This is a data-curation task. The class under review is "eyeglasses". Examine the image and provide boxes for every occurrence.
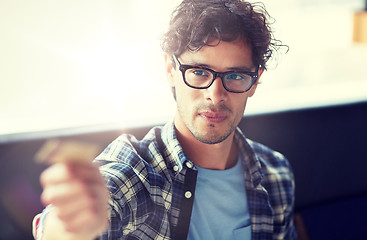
[173,55,259,93]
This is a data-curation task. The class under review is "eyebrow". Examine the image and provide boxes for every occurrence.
[185,61,254,72]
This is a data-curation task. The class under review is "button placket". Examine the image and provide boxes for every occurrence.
[175,166,198,240]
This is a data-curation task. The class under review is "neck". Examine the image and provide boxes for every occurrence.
[175,124,238,171]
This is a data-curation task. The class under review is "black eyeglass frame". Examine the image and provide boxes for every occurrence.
[173,55,260,93]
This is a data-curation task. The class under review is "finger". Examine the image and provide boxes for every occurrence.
[41,179,86,206]
[40,162,103,187]
[40,163,74,187]
[62,207,108,235]
[53,191,109,235]
[66,162,105,184]
[54,184,109,220]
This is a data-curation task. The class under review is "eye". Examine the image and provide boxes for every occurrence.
[226,73,244,80]
[192,69,208,77]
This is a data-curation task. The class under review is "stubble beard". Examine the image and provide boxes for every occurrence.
[177,101,238,145]
[190,123,236,144]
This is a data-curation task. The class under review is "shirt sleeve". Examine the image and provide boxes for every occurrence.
[97,196,127,239]
[283,174,297,240]
[32,205,53,240]
[96,165,130,239]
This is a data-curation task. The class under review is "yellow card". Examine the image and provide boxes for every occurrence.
[35,139,101,164]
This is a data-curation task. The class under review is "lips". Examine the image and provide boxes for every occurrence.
[199,111,228,123]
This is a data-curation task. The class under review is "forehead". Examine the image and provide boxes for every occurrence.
[180,38,254,70]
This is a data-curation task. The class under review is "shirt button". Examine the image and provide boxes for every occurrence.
[185,161,193,169]
[173,165,179,172]
[185,191,192,199]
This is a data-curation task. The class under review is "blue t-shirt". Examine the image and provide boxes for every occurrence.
[187,157,252,240]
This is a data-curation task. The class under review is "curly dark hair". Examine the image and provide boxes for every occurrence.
[161,0,286,70]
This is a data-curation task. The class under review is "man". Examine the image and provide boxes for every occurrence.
[34,0,296,239]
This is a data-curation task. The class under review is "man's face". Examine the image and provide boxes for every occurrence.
[167,39,259,144]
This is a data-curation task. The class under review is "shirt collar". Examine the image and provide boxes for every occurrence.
[161,120,188,174]
[234,127,263,187]
[161,121,263,185]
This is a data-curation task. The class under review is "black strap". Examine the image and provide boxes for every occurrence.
[175,167,197,240]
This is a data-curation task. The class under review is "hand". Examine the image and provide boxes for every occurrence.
[40,162,109,240]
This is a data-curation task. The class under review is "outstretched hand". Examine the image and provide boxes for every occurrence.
[40,162,109,240]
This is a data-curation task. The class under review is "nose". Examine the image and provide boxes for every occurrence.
[204,77,227,105]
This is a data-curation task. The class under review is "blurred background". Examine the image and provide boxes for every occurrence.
[1,0,367,239]
[1,0,366,136]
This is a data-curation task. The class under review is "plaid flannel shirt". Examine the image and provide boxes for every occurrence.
[33,121,296,239]
[94,121,296,239]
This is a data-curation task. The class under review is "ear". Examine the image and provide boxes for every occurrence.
[248,68,264,97]
[164,54,175,87]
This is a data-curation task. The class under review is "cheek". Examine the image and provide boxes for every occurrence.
[233,96,249,116]
[235,94,248,106]
[175,78,199,102]
[175,81,191,107]
[242,97,249,109]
